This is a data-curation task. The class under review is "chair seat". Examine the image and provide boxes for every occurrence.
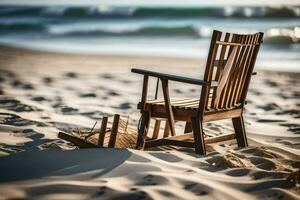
[146,98,200,110]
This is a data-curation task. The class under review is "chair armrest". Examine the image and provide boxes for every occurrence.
[131,68,217,86]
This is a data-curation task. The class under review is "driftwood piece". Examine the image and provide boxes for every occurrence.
[58,131,98,148]
[58,115,137,149]
[98,116,108,147]
[108,114,120,148]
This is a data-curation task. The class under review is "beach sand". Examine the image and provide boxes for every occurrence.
[0,46,299,200]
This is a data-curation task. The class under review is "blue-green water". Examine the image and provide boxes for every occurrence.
[0,5,299,71]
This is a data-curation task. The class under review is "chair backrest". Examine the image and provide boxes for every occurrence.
[199,30,264,114]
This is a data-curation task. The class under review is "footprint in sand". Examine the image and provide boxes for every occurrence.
[94,186,107,196]
[251,170,289,180]
[225,168,251,177]
[276,109,300,118]
[11,80,34,90]
[79,92,97,98]
[31,96,48,102]
[137,174,168,186]
[258,103,281,111]
[183,182,209,196]
[107,91,121,96]
[249,157,276,170]
[264,80,279,87]
[42,76,53,85]
[3,129,53,153]
[64,72,78,78]
[0,69,15,79]
[121,79,132,84]
[80,111,110,120]
[0,113,45,127]
[241,147,282,159]
[126,189,152,200]
[58,106,79,115]
[112,102,132,110]
[257,188,299,200]
[0,97,36,112]
[280,123,300,134]
[100,73,115,80]
[173,89,183,94]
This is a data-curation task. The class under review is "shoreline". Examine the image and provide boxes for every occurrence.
[1,44,299,75]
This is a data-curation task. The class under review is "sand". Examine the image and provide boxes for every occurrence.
[0,46,299,200]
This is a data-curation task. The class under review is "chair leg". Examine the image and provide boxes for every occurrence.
[136,111,150,150]
[191,117,206,155]
[184,122,192,133]
[232,115,248,147]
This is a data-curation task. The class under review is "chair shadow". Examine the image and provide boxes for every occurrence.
[0,148,131,183]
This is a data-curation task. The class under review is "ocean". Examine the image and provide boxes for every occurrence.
[0,3,299,72]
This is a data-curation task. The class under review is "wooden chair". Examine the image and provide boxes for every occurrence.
[131,30,264,155]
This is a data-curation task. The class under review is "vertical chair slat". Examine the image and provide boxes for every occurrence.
[98,116,108,147]
[217,34,237,109]
[108,114,120,148]
[136,75,150,149]
[223,34,244,108]
[224,41,243,108]
[152,119,161,139]
[199,31,221,112]
[163,121,170,138]
[161,79,176,136]
[237,34,259,103]
[233,35,252,105]
[227,35,248,107]
[240,33,264,104]
[230,35,250,106]
[141,75,149,112]
[211,33,230,109]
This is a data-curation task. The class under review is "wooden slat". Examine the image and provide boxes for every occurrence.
[232,115,247,147]
[108,114,120,148]
[223,35,243,109]
[216,41,261,46]
[236,35,256,103]
[211,33,230,109]
[140,75,149,112]
[192,117,206,155]
[198,30,222,114]
[145,138,195,148]
[216,35,232,109]
[145,132,235,149]
[237,34,259,102]
[131,68,208,86]
[152,119,161,139]
[161,79,176,136]
[58,132,98,148]
[240,33,264,103]
[226,35,248,108]
[163,121,170,138]
[232,35,252,105]
[184,122,193,133]
[205,133,235,144]
[155,78,159,99]
[98,116,108,147]
[234,36,254,104]
[203,108,242,122]
[136,111,151,149]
